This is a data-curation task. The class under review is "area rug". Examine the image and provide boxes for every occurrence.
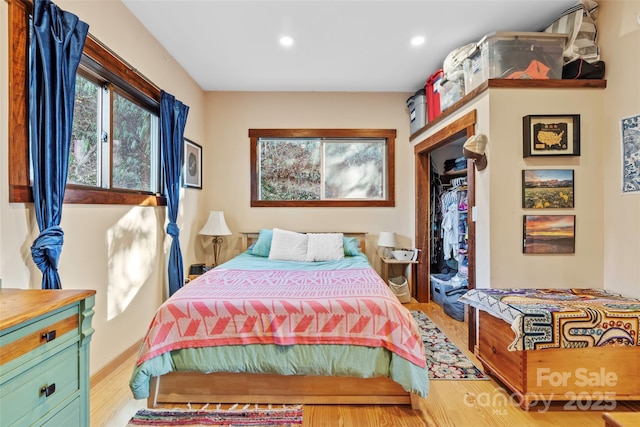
[411,310,488,380]
[127,403,303,427]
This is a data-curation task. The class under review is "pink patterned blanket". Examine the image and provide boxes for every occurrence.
[136,267,426,368]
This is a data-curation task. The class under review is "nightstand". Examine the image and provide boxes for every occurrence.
[380,258,418,299]
[186,264,214,283]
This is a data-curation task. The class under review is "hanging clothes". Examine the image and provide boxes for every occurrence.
[441,202,459,260]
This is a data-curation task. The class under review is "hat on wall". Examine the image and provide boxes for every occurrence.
[463,134,488,171]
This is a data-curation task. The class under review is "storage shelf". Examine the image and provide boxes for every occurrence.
[409,79,607,142]
[442,168,467,176]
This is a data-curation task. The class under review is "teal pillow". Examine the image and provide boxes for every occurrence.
[251,229,273,257]
[343,237,361,256]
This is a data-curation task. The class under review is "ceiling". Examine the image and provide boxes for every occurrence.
[122,0,575,93]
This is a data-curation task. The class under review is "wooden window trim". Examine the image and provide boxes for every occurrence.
[7,0,165,206]
[249,128,395,207]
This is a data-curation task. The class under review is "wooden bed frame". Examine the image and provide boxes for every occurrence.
[147,231,424,411]
[478,310,640,410]
[148,372,422,409]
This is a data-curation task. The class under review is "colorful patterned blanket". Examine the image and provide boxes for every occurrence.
[460,288,640,351]
[136,267,426,368]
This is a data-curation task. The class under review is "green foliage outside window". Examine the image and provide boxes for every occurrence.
[69,75,99,186]
[113,92,153,191]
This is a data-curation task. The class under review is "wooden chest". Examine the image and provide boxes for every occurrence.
[0,289,96,426]
[477,310,640,410]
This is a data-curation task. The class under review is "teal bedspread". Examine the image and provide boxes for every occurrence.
[130,343,428,399]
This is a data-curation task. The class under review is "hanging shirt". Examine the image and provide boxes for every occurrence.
[441,203,459,260]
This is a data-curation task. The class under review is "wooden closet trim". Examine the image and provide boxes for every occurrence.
[414,110,477,154]
[414,109,477,352]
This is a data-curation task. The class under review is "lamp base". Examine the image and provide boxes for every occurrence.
[212,236,225,266]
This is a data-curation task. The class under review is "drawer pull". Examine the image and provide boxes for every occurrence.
[41,330,57,342]
[492,346,497,354]
[40,383,56,398]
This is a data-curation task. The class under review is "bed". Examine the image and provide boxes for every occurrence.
[460,288,640,409]
[129,230,429,410]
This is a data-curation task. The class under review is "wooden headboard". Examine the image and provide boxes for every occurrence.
[239,231,367,253]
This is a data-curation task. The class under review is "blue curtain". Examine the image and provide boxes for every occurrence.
[160,91,189,296]
[29,0,88,289]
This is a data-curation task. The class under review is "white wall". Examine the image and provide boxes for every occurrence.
[203,91,417,270]
[487,87,605,289]
[0,0,207,374]
[599,0,640,298]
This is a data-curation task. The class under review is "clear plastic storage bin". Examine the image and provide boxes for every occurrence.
[438,76,465,112]
[463,32,567,94]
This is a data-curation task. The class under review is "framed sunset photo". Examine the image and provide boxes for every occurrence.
[523,215,575,254]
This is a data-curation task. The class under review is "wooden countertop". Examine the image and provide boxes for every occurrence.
[0,289,96,331]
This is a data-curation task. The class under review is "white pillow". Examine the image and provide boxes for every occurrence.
[268,228,308,262]
[306,233,345,262]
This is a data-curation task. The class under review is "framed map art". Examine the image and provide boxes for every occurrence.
[523,114,580,157]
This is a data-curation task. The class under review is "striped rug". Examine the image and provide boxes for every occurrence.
[127,404,303,426]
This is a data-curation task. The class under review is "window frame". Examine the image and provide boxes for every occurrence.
[7,0,165,206]
[249,128,396,207]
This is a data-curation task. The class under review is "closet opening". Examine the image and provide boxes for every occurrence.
[414,109,477,351]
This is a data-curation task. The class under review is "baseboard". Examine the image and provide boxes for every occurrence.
[90,339,142,388]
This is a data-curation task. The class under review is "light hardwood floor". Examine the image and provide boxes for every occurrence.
[90,302,639,426]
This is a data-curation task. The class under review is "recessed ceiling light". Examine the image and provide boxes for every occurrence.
[410,36,425,46]
[279,36,294,47]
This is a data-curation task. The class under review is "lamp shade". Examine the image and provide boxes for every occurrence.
[199,211,232,236]
[377,231,396,248]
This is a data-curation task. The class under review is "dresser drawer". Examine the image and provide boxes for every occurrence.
[39,397,81,426]
[0,343,79,426]
[0,306,78,368]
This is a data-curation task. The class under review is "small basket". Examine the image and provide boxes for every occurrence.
[388,276,411,303]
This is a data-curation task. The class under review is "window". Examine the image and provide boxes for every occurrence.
[70,72,160,192]
[8,0,164,205]
[250,129,395,207]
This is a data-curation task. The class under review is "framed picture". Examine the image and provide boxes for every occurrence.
[183,138,202,189]
[523,114,580,157]
[522,169,574,209]
[523,215,575,254]
[621,114,640,194]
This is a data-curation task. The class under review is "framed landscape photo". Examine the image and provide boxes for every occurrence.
[183,138,202,189]
[522,169,574,209]
[523,114,580,157]
[523,215,575,254]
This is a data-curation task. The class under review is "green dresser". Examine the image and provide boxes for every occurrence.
[0,289,96,426]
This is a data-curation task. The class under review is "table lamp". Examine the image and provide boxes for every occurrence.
[377,231,396,260]
[199,211,232,266]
